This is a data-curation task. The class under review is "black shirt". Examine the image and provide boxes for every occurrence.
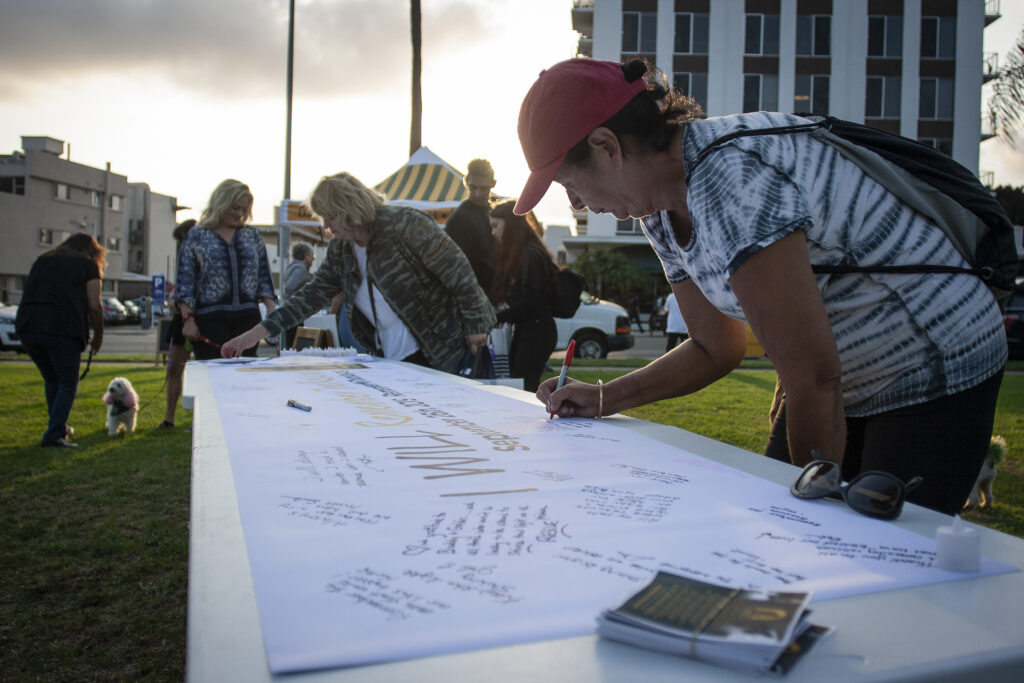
[15,252,100,350]
[444,201,495,293]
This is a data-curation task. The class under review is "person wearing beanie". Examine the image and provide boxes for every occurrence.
[520,58,1006,516]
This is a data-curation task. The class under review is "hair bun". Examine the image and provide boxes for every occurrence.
[622,59,648,83]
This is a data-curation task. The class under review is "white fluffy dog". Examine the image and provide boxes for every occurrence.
[103,377,139,436]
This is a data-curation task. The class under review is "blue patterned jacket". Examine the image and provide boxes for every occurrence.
[175,225,277,319]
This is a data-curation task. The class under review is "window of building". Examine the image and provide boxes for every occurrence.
[919,77,954,119]
[91,191,101,207]
[674,12,709,54]
[55,183,69,200]
[0,176,25,195]
[623,11,657,53]
[110,194,123,211]
[743,74,779,113]
[102,280,115,294]
[868,15,903,57]
[796,15,831,57]
[744,14,780,56]
[865,76,901,118]
[38,228,54,245]
[794,74,830,115]
[107,236,121,252]
[616,218,643,235]
[919,137,953,156]
[921,16,956,59]
[673,72,708,112]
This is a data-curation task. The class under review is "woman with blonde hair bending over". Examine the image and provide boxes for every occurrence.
[222,172,495,373]
[489,200,558,392]
[175,179,277,359]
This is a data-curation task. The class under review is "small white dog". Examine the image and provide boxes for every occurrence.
[103,377,139,436]
[964,435,1007,511]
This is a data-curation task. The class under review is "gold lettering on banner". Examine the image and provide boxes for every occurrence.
[440,488,539,497]
[395,456,504,480]
[378,429,537,497]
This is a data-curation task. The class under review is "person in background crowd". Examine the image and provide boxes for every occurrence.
[663,291,688,352]
[489,200,558,392]
[329,292,366,352]
[175,179,277,359]
[15,233,106,447]
[282,242,316,349]
[627,293,644,333]
[221,172,495,373]
[522,58,1006,515]
[445,158,497,292]
[155,219,197,429]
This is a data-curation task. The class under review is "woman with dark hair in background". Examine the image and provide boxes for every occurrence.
[15,233,106,447]
[156,218,196,429]
[175,179,277,359]
[489,200,558,392]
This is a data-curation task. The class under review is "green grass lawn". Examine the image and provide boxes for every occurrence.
[0,358,1021,679]
[0,361,191,681]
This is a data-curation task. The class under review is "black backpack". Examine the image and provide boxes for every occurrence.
[693,115,1019,299]
[550,266,586,318]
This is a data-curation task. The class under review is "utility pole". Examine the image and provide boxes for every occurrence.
[410,0,422,157]
[279,0,296,296]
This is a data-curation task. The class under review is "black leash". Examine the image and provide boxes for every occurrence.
[79,348,95,380]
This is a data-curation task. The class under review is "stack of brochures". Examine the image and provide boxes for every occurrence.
[596,571,831,675]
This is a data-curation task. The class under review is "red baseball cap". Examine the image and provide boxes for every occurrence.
[514,59,646,215]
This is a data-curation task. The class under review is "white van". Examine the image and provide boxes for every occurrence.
[555,292,634,359]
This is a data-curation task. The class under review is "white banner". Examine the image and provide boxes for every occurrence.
[203,356,1017,674]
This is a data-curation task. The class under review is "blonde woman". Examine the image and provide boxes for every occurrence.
[222,172,495,373]
[175,179,276,359]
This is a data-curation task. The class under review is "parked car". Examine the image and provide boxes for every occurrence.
[555,291,634,359]
[0,304,21,351]
[121,298,142,324]
[1004,284,1024,361]
[102,296,128,324]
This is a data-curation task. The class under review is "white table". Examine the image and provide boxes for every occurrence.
[183,360,1024,682]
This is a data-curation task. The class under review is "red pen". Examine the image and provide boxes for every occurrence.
[549,339,576,419]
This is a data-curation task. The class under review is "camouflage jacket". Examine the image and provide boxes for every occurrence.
[262,205,495,373]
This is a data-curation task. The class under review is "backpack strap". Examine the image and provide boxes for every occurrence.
[691,115,1015,294]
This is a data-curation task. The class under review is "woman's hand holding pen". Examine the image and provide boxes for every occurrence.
[221,324,270,358]
[538,376,603,419]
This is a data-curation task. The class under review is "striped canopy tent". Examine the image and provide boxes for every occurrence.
[375,147,467,226]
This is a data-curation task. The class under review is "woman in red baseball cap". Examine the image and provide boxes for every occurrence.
[522,58,1006,516]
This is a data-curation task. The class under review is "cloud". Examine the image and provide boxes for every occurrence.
[0,0,491,101]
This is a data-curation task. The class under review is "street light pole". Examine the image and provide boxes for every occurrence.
[279,0,296,297]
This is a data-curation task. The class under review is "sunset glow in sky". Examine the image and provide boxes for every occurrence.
[1,0,1021,229]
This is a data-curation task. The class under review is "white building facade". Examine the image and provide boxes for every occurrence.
[0,136,185,304]
[569,0,1003,261]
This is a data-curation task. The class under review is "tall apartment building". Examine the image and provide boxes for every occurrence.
[0,136,183,304]
[568,0,1003,265]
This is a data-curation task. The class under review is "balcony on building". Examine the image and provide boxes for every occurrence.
[984,0,1001,26]
[983,51,999,84]
[572,0,594,37]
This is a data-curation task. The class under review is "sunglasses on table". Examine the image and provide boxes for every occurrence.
[790,450,924,520]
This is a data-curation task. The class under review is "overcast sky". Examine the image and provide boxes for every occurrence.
[1,0,1022,229]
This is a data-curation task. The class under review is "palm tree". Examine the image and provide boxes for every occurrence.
[409,0,423,156]
[988,27,1024,140]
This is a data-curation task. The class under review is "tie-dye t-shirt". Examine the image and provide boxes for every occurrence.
[641,112,1006,417]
